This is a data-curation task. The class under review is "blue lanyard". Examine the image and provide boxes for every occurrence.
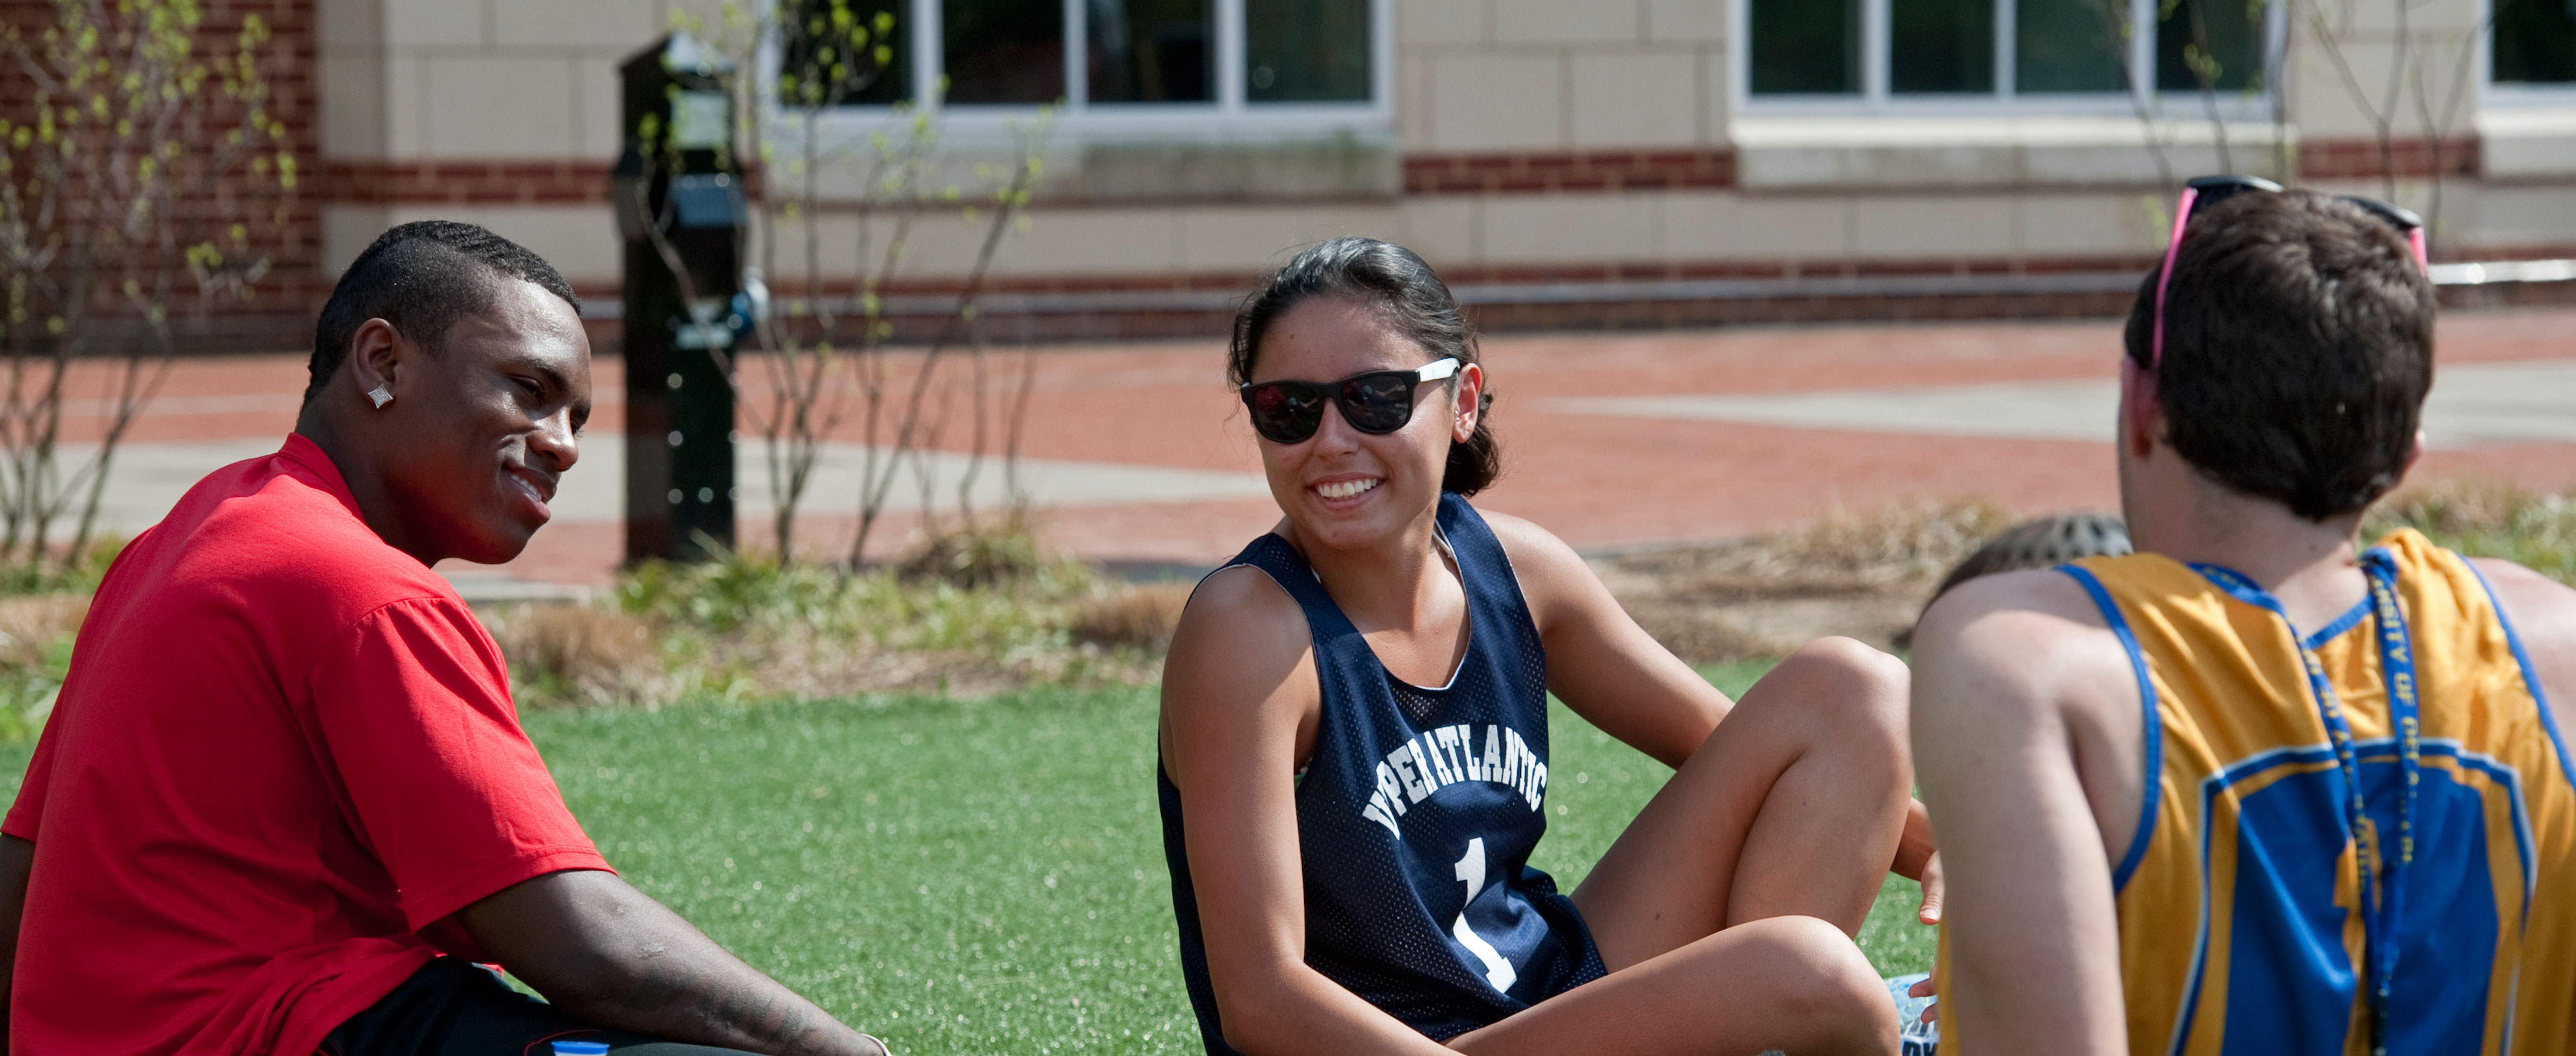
[2193,550,2421,1055]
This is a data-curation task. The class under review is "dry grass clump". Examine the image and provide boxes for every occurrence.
[0,593,87,736]
[1600,499,2015,602]
[486,603,667,707]
[1594,498,2017,663]
[2368,480,2576,585]
[1069,582,1194,651]
[0,594,87,672]
[498,519,1168,708]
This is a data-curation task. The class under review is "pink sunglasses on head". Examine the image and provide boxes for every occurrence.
[2149,175,2431,370]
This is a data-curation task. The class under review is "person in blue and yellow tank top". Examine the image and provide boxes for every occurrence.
[1913,181,2576,1055]
[1158,238,1942,1055]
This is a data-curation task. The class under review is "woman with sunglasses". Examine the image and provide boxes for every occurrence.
[1156,238,1935,1056]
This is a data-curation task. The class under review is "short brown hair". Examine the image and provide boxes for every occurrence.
[2121,189,2436,520]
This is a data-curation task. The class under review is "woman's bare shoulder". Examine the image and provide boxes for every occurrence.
[1471,506,1612,623]
[1163,563,1316,710]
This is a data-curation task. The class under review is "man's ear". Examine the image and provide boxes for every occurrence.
[2400,428,2426,478]
[344,318,408,405]
[2118,356,2162,459]
[1452,363,1483,444]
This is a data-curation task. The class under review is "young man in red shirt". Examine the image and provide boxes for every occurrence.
[0,221,887,1055]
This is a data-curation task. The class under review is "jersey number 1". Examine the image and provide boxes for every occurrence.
[1452,838,1518,993]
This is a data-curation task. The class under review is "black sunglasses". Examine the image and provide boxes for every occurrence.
[1239,357,1462,445]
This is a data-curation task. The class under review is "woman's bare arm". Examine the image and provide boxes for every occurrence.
[1477,513,1731,769]
[1159,567,1458,1056]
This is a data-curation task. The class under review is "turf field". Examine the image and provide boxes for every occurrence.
[0,659,1937,1053]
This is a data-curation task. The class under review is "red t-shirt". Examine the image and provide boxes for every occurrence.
[2,434,609,1055]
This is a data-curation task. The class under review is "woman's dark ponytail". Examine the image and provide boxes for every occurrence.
[1227,238,1502,496]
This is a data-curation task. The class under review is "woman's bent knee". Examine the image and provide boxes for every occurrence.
[1730,916,1899,1051]
[1767,636,1910,741]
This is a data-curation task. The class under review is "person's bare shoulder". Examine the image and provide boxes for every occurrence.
[2466,558,2576,730]
[1913,567,2123,701]
[1472,508,1603,623]
[1160,564,1318,736]
[1913,565,2151,858]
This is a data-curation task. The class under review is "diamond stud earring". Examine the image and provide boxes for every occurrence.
[368,385,394,409]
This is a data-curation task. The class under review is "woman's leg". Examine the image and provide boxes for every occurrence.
[1447,916,1897,1055]
[1570,636,1913,969]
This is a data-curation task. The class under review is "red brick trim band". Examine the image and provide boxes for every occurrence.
[324,160,616,205]
[1403,150,1738,195]
[2298,137,2481,181]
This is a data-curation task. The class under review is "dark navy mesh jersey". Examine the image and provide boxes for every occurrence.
[1157,493,1606,1053]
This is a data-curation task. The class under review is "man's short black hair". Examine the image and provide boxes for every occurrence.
[2121,188,2436,521]
[304,220,582,407]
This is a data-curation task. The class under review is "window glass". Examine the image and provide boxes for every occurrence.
[2494,0,2576,84]
[1751,0,1861,94]
[1244,0,1370,102]
[943,0,1065,104]
[778,0,909,106]
[1891,0,1995,92]
[2154,0,2263,93]
[2015,0,2127,91]
[1089,0,1213,102]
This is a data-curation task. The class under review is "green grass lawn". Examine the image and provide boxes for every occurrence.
[0,660,1935,1053]
[516,658,1933,1053]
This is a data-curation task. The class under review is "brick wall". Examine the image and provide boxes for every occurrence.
[0,0,324,349]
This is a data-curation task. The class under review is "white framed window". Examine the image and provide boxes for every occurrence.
[766,0,1393,139]
[2483,0,2576,104]
[1734,0,2283,115]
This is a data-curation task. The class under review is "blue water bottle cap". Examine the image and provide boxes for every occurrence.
[552,1042,612,1055]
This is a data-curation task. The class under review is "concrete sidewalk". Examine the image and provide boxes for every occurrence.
[44,307,2576,589]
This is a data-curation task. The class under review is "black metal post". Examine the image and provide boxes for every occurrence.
[615,34,742,563]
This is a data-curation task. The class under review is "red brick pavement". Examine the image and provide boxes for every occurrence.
[65,308,2576,585]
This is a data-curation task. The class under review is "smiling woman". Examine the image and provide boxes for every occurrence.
[1154,238,1938,1056]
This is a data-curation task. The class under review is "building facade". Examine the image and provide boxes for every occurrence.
[289,0,2576,337]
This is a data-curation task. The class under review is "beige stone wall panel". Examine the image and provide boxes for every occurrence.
[1850,194,2019,258]
[2482,108,2576,179]
[2296,0,2483,39]
[1491,0,1640,43]
[970,208,1187,276]
[320,49,394,159]
[318,0,384,49]
[1734,117,2277,189]
[1478,194,1665,262]
[2285,38,2478,141]
[2417,182,2576,251]
[1175,205,1415,272]
[323,205,399,275]
[1645,0,1726,41]
[386,0,487,47]
[1401,0,1493,45]
[1660,192,1850,260]
[2016,192,2168,258]
[386,56,430,158]
[496,0,662,47]
[394,204,623,280]
[1398,197,1486,265]
[1571,51,1702,147]
[425,56,583,157]
[1427,52,1570,150]
[578,55,627,160]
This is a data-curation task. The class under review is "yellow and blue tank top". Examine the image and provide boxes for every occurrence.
[2003,530,2576,1055]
